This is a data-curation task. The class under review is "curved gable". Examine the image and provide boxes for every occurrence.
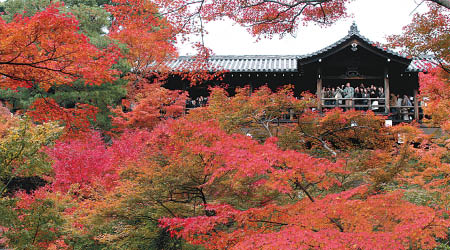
[298,23,412,66]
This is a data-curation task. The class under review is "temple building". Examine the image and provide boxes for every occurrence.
[164,23,435,121]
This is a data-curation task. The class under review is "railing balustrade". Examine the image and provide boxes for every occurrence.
[184,97,424,122]
[322,97,386,111]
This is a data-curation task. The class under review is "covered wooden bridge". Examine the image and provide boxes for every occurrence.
[164,23,434,122]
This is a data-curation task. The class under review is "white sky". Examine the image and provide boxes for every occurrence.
[176,0,429,56]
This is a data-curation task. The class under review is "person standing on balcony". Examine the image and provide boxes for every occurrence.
[390,93,398,114]
[354,87,362,110]
[343,82,354,110]
[335,86,343,106]
[330,87,336,105]
[362,88,370,110]
[401,94,412,120]
[378,87,385,112]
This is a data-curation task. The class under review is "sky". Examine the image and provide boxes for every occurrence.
[176,0,429,56]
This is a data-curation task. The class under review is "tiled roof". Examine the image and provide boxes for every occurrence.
[165,55,299,72]
[167,24,436,73]
[166,55,433,73]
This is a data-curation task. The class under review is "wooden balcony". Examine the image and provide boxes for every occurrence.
[320,97,423,122]
[184,97,423,124]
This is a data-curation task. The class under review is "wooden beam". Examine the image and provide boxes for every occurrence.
[414,89,419,120]
[323,75,384,80]
[317,65,323,112]
[317,78,323,112]
[384,66,390,114]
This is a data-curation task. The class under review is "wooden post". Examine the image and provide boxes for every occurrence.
[317,78,323,112]
[414,89,419,120]
[384,66,390,114]
[317,65,322,112]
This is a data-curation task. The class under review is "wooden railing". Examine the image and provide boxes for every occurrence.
[321,97,424,121]
[322,97,386,111]
[184,97,424,122]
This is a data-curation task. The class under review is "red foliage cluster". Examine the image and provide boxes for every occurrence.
[419,68,450,131]
[26,98,98,138]
[111,82,187,132]
[0,3,118,91]
[154,0,351,38]
[151,119,449,250]
[173,43,226,85]
[106,0,178,74]
[1,1,450,249]
[47,133,118,193]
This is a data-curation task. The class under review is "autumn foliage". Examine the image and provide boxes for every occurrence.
[419,68,450,131]
[388,3,450,72]
[111,82,187,132]
[26,98,99,137]
[154,0,352,37]
[106,0,177,74]
[0,3,118,91]
[155,120,449,250]
[0,0,450,249]
[47,132,118,194]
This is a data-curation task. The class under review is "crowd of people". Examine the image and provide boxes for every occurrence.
[321,82,416,120]
[185,83,418,120]
[186,96,208,109]
[322,83,385,109]
[389,93,415,120]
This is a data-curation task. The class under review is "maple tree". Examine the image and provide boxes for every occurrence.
[418,68,450,131]
[154,0,350,38]
[0,187,69,250]
[105,0,178,75]
[0,0,127,133]
[0,3,120,137]
[47,113,446,249]
[0,0,112,47]
[59,129,195,249]
[388,3,450,72]
[0,3,118,91]
[110,82,187,133]
[26,98,99,138]
[151,0,450,41]
[0,0,449,249]
[0,107,65,249]
[153,119,448,250]
[46,132,119,194]
[62,118,342,248]
[189,85,315,138]
[104,0,194,134]
[0,108,62,197]
[280,108,393,157]
[63,115,447,250]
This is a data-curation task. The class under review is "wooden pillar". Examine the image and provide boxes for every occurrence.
[384,66,390,114]
[414,89,419,120]
[317,65,322,112]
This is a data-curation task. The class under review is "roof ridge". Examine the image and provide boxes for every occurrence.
[296,23,411,61]
[177,55,300,58]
